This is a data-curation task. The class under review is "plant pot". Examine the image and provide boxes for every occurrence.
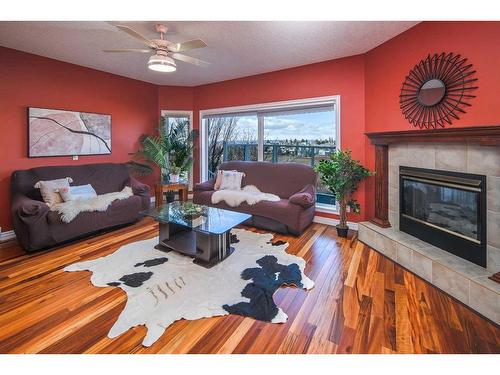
[169,174,180,183]
[165,191,176,203]
[183,213,202,220]
[336,224,349,238]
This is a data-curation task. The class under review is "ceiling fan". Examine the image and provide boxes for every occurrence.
[103,24,209,73]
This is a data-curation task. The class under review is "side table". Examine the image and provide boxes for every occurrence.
[155,182,189,207]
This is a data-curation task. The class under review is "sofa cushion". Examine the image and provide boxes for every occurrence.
[193,190,214,205]
[47,195,143,243]
[194,180,216,192]
[246,199,303,230]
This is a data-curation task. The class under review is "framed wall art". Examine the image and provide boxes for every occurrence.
[28,107,112,157]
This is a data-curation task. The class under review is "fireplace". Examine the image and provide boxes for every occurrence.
[399,166,487,267]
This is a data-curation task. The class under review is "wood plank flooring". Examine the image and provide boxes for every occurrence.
[0,218,499,354]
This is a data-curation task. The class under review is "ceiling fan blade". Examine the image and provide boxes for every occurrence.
[103,48,152,53]
[171,53,210,67]
[168,39,207,52]
[115,25,157,48]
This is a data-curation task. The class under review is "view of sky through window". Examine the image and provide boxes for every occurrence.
[232,110,335,145]
[264,110,335,144]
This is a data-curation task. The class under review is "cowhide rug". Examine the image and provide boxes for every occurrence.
[64,228,314,347]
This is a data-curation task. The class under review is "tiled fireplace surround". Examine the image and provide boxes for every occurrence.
[359,132,500,324]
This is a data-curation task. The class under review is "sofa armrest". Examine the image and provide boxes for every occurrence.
[194,179,215,192]
[129,177,151,210]
[289,184,316,208]
[130,177,150,197]
[11,193,50,225]
[11,194,53,252]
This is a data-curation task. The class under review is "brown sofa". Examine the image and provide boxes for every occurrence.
[193,161,317,235]
[11,163,150,252]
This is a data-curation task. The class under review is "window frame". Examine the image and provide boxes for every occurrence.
[199,95,341,212]
[160,110,194,190]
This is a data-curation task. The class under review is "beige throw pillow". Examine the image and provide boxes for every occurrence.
[34,177,73,207]
[214,169,239,190]
[214,170,242,190]
[214,170,224,190]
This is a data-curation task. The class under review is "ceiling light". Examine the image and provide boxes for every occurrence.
[148,54,176,72]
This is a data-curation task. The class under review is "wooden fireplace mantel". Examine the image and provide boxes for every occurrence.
[366,125,500,146]
[365,125,500,228]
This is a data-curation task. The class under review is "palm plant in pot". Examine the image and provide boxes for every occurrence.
[315,149,373,238]
[128,117,196,188]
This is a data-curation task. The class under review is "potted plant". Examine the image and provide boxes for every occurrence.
[168,165,181,183]
[315,149,373,238]
[128,117,197,185]
[180,202,205,219]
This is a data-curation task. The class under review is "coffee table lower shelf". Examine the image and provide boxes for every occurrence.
[154,222,234,268]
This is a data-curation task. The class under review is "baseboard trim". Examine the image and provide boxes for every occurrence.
[313,215,358,230]
[0,229,16,242]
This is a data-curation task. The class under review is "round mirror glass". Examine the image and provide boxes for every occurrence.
[418,79,446,106]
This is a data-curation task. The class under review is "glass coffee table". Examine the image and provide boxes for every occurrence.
[141,202,251,268]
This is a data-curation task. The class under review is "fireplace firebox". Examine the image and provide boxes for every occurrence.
[399,166,486,267]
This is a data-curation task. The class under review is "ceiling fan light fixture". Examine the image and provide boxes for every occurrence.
[106,24,208,72]
[147,54,176,72]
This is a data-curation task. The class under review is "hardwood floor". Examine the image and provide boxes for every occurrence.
[0,218,499,354]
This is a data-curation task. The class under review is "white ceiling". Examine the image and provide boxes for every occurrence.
[0,21,418,86]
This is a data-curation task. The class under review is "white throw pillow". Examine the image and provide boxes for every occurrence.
[219,171,245,191]
[58,184,98,202]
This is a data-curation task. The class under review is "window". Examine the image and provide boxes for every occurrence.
[205,114,258,179]
[200,96,340,208]
[161,110,194,189]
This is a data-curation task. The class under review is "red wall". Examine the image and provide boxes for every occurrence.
[158,86,194,111]
[364,21,500,219]
[0,47,159,231]
[192,55,367,222]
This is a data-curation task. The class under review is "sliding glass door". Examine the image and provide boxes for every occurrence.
[201,97,339,207]
[262,107,337,205]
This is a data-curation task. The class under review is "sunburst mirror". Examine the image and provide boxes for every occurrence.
[399,52,478,129]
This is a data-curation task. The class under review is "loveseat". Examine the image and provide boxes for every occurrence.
[11,163,150,252]
[193,161,317,235]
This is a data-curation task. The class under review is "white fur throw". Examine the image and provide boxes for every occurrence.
[52,186,134,223]
[211,185,280,207]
